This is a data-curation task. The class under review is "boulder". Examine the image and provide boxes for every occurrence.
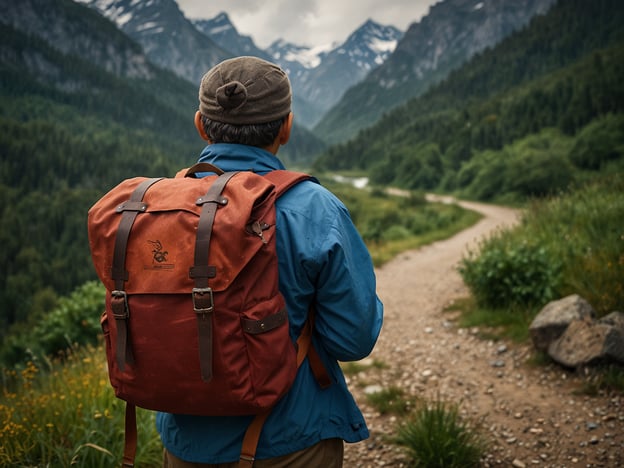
[547,316,624,367]
[599,311,624,331]
[529,294,596,351]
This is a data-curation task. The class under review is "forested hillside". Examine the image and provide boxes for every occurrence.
[314,0,624,200]
[0,0,327,337]
[0,23,199,334]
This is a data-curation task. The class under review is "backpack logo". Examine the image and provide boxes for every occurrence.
[146,240,173,270]
[148,240,168,263]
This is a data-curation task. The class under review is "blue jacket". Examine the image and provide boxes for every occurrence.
[156,143,383,463]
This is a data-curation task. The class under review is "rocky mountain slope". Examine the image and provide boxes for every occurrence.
[75,0,231,83]
[316,0,557,143]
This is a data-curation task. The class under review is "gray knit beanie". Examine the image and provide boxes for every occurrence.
[198,56,291,125]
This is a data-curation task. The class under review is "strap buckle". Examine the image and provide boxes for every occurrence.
[192,287,214,314]
[239,454,255,467]
[111,290,130,319]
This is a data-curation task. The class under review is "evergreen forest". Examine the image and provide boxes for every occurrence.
[314,0,624,201]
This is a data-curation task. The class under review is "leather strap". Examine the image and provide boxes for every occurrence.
[241,307,287,334]
[238,313,314,468]
[184,162,225,178]
[110,178,162,371]
[121,403,137,467]
[236,173,330,467]
[190,171,237,382]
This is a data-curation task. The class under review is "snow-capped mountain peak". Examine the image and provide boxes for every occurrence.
[192,12,271,61]
[269,40,337,70]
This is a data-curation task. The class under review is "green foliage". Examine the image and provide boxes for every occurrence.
[579,365,624,395]
[322,179,481,265]
[569,113,624,170]
[459,237,562,309]
[459,173,624,322]
[0,282,105,369]
[451,297,533,343]
[0,345,161,467]
[526,174,624,315]
[366,386,413,416]
[395,398,488,468]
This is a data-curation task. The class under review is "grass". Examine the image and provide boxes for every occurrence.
[368,205,481,266]
[0,344,162,467]
[446,296,533,342]
[320,176,483,267]
[457,173,624,341]
[340,359,387,375]
[394,397,488,468]
[576,365,624,396]
[366,386,414,416]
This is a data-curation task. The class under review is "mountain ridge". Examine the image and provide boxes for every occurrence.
[315,0,557,144]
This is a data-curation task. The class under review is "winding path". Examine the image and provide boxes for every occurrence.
[343,198,624,467]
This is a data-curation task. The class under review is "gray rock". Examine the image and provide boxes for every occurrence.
[547,317,624,367]
[598,311,624,332]
[529,295,596,351]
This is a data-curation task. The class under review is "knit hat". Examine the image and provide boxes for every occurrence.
[198,56,291,125]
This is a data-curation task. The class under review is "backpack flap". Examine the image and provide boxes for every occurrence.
[88,172,277,295]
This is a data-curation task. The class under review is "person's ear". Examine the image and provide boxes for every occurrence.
[279,112,294,145]
[194,111,211,141]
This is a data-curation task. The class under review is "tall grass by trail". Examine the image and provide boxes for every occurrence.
[0,344,161,467]
[459,173,624,338]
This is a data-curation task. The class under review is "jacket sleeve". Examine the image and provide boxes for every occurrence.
[311,195,383,362]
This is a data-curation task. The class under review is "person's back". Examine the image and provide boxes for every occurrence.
[157,56,383,467]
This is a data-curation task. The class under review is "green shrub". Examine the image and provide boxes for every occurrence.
[569,113,624,170]
[459,236,561,309]
[382,225,412,242]
[395,398,487,468]
[1,281,105,369]
[459,173,623,325]
[527,174,624,315]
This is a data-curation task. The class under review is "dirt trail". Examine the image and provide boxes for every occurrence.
[343,198,624,467]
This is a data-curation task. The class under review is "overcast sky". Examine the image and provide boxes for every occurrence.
[175,0,439,48]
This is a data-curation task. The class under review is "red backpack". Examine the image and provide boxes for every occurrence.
[88,163,329,467]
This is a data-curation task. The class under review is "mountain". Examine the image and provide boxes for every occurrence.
[75,0,325,164]
[75,0,232,84]
[1,0,152,80]
[192,12,272,61]
[316,0,557,144]
[314,0,624,198]
[192,13,403,128]
[73,1,403,129]
[0,0,199,142]
[286,19,403,128]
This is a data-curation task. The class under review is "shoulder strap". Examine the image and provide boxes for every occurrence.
[237,172,331,468]
[262,170,315,198]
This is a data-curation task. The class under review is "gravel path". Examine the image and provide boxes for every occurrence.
[343,198,624,467]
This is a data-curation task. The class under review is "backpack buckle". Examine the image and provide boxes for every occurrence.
[111,290,130,319]
[192,287,214,314]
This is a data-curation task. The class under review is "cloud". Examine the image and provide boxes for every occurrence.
[176,0,435,48]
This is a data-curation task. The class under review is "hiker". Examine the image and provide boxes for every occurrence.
[156,56,384,467]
